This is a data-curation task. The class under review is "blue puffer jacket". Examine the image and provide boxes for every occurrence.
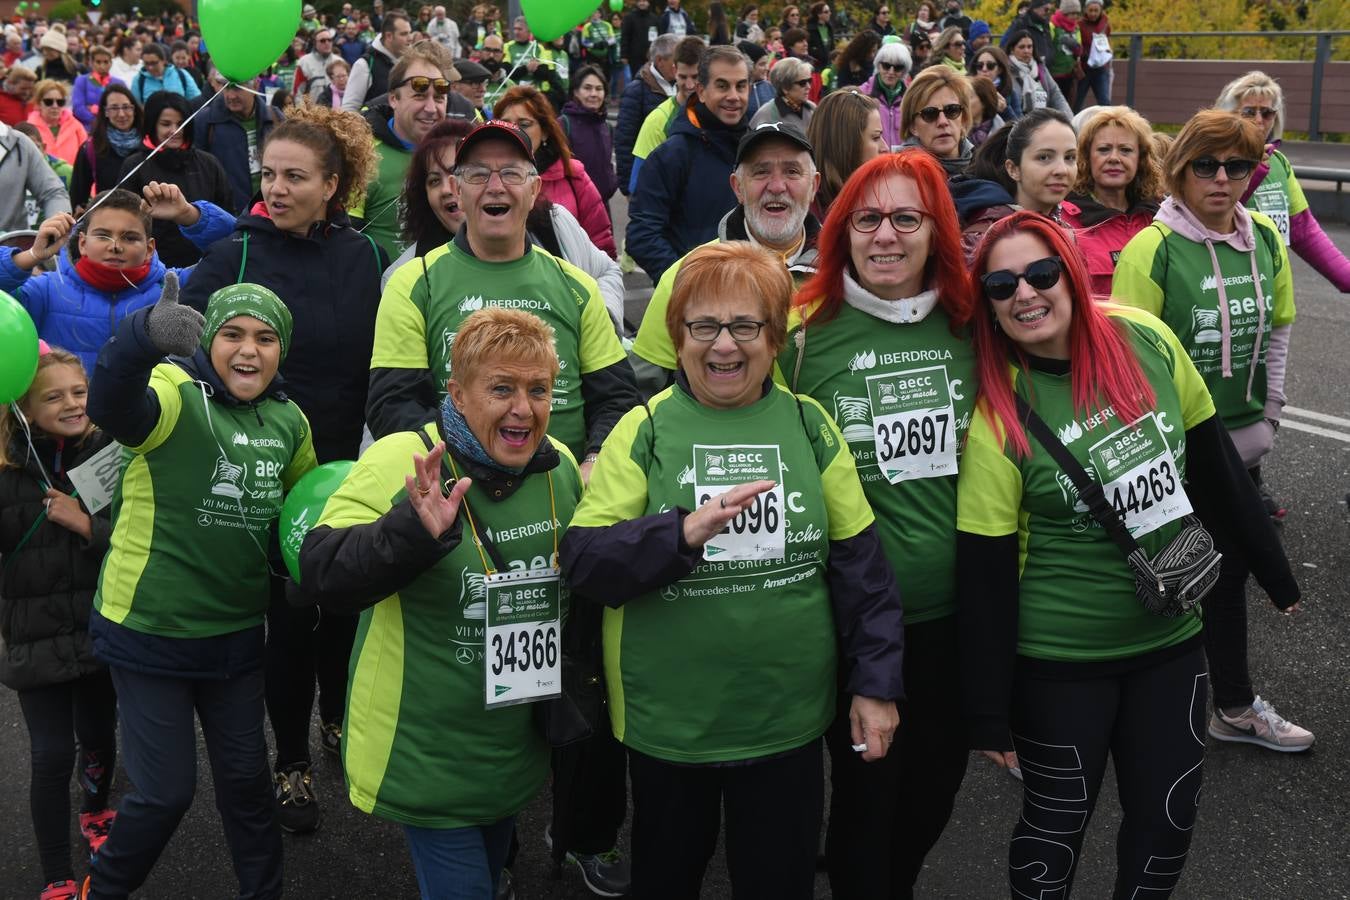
[625,100,745,284]
[0,200,234,373]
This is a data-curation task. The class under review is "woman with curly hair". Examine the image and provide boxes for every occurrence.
[180,102,390,835]
[1063,106,1164,296]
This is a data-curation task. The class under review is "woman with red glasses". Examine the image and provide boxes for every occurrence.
[781,150,975,898]
[960,210,1298,898]
[1114,109,1315,756]
[1216,71,1349,293]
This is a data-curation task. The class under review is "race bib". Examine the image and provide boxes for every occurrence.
[66,441,125,514]
[692,444,785,562]
[483,568,562,709]
[866,366,957,483]
[1087,413,1192,538]
[1253,183,1290,246]
[647,26,658,42]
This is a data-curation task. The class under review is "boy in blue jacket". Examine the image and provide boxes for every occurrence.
[0,184,234,373]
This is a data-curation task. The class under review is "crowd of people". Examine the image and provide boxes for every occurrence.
[0,3,1346,900]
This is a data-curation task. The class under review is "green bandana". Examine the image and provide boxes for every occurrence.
[201,283,294,363]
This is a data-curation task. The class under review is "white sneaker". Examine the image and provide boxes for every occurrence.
[1208,696,1315,753]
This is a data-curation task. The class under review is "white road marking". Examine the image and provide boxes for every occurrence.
[1284,406,1350,429]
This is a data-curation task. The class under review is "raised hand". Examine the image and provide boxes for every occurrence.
[142,181,199,226]
[681,480,776,549]
[28,213,76,263]
[144,271,206,356]
[406,441,472,538]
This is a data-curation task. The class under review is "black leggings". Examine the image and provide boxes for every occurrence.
[824,614,969,899]
[1008,642,1208,899]
[1197,467,1264,711]
[17,670,118,884]
[263,577,358,769]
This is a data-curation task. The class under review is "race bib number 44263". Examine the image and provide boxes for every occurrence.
[866,366,957,483]
[1087,413,1192,539]
[692,444,785,562]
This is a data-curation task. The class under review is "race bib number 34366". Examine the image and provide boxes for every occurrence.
[484,568,562,709]
[866,366,957,483]
[692,444,785,562]
[1087,413,1192,539]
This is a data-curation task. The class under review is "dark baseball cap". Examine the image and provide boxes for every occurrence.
[457,120,535,164]
[454,59,490,83]
[734,120,814,167]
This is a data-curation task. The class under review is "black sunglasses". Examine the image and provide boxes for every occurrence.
[917,103,964,123]
[981,256,1064,301]
[392,75,451,97]
[877,61,906,72]
[794,78,812,87]
[41,97,64,107]
[1189,156,1255,180]
[975,60,1000,71]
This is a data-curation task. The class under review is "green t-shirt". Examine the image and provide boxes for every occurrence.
[631,97,680,171]
[1246,149,1308,248]
[779,297,977,624]
[1111,211,1294,430]
[96,364,316,638]
[371,242,628,458]
[319,424,582,828]
[350,137,412,261]
[570,382,875,763]
[956,307,1214,662]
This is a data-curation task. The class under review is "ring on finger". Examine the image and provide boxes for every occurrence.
[719,496,726,509]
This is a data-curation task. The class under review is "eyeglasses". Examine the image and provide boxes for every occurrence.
[392,75,451,96]
[975,60,1000,71]
[1239,105,1278,120]
[480,47,503,55]
[848,207,930,234]
[794,78,812,87]
[877,61,906,73]
[41,97,64,107]
[981,256,1063,301]
[916,103,964,123]
[104,104,136,113]
[683,319,767,342]
[1189,156,1255,180]
[316,37,333,43]
[455,165,536,185]
[950,41,966,48]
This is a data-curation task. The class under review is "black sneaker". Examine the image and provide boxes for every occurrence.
[495,867,515,900]
[545,826,630,898]
[274,765,320,833]
[320,721,342,758]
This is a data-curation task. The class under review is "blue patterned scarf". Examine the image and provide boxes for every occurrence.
[440,395,526,475]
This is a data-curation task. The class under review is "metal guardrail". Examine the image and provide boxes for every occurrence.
[1115,30,1350,141]
[1295,166,1350,193]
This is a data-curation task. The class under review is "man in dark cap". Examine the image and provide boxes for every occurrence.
[451,58,490,120]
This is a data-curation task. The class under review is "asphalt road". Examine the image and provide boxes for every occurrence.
[2,217,1347,899]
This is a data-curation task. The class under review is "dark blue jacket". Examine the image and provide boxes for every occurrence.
[192,95,280,214]
[615,63,670,196]
[625,101,744,284]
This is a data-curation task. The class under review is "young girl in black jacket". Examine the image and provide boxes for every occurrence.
[0,346,118,900]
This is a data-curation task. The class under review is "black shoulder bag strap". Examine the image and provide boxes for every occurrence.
[1014,394,1142,562]
[414,427,508,570]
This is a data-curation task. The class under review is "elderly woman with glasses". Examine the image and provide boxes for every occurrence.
[562,240,902,898]
[1114,108,1315,757]
[749,56,817,130]
[1215,71,1349,292]
[861,40,912,151]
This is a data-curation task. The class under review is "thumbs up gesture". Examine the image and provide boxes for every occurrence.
[144,271,206,357]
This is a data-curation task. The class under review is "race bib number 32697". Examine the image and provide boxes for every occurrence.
[866,366,957,483]
[692,444,785,562]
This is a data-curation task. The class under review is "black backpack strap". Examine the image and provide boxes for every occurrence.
[1014,394,1142,560]
[414,426,508,571]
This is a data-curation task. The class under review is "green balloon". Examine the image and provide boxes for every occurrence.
[199,0,301,83]
[0,292,39,406]
[280,460,355,583]
[520,0,595,42]
[610,0,623,12]
[882,34,902,45]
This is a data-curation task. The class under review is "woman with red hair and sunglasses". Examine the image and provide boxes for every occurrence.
[780,150,974,898]
[957,211,1298,898]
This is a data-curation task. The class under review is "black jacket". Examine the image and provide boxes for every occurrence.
[620,7,661,66]
[69,139,135,211]
[117,145,234,267]
[0,429,114,690]
[180,211,389,464]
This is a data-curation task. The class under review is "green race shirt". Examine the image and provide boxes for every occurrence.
[1111,211,1294,430]
[319,425,582,828]
[779,297,977,624]
[1246,149,1308,247]
[96,364,316,638]
[350,137,412,261]
[956,307,1214,662]
[570,382,875,763]
[372,242,628,458]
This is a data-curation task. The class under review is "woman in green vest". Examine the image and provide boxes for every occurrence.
[561,241,903,899]
[1113,109,1314,754]
[300,307,584,900]
[960,210,1299,897]
[780,149,975,897]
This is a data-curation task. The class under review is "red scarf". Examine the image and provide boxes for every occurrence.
[90,72,111,88]
[144,133,191,151]
[75,255,154,292]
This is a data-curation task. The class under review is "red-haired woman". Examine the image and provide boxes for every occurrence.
[779,150,974,898]
[494,85,617,257]
[957,211,1299,897]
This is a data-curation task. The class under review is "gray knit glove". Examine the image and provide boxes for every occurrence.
[144,271,205,357]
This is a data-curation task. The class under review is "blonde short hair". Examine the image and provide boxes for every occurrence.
[33,78,69,103]
[900,66,973,140]
[450,307,560,386]
[1073,105,1164,204]
[1164,109,1264,198]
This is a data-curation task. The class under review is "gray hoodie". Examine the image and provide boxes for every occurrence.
[0,123,71,233]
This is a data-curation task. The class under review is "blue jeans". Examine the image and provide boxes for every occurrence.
[1075,65,1111,109]
[403,817,516,900]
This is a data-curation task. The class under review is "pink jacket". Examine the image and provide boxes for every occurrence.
[26,107,89,166]
[1062,195,1157,298]
[540,157,616,258]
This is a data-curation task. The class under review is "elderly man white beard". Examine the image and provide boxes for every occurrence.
[732,136,819,252]
[745,182,813,248]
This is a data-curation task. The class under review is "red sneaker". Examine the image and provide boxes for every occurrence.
[39,881,80,900]
[79,809,117,855]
